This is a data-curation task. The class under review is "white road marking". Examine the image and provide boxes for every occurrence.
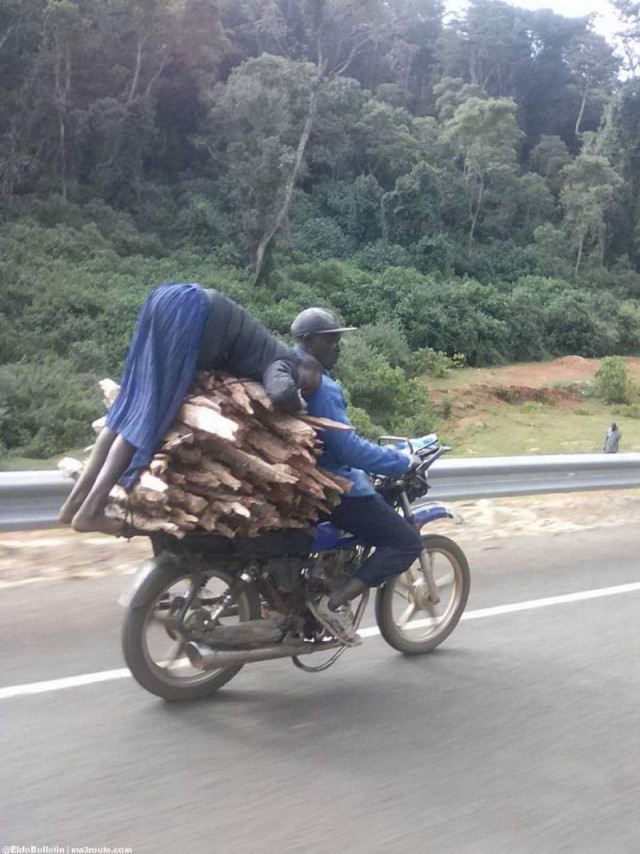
[0,667,132,699]
[360,580,640,637]
[3,580,640,701]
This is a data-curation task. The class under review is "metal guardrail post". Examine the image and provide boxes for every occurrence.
[1,454,639,532]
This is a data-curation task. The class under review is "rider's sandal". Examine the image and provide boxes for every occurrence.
[308,596,362,647]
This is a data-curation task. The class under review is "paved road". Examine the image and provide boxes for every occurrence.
[1,526,639,854]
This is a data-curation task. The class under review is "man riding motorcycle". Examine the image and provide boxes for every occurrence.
[291,307,423,646]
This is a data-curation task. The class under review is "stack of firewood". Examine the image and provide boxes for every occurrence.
[60,373,351,538]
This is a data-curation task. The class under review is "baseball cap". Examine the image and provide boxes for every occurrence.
[290,307,357,338]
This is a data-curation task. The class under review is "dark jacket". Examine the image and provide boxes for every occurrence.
[197,288,301,413]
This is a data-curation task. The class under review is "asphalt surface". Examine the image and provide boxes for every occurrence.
[1,525,640,854]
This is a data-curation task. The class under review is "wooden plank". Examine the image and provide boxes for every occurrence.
[296,415,354,432]
[180,403,239,442]
[200,458,244,490]
[185,394,222,413]
[241,381,273,409]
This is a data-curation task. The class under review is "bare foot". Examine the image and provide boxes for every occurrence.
[71,509,125,536]
[59,497,84,525]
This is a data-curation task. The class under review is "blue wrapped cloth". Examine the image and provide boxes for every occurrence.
[106,283,210,488]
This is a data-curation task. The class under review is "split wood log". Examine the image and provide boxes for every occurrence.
[298,415,354,432]
[184,395,222,413]
[179,403,239,441]
[99,379,120,408]
[59,457,84,481]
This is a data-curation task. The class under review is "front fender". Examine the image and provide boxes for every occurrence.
[412,500,463,528]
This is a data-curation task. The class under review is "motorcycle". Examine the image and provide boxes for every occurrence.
[118,434,470,700]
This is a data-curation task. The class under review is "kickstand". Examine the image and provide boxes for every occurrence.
[292,644,348,672]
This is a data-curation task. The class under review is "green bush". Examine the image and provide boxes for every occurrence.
[411,347,466,377]
[595,357,634,405]
[0,359,101,457]
[335,336,435,433]
[613,403,640,419]
[357,320,412,369]
[292,217,351,260]
[354,241,412,272]
[344,404,385,441]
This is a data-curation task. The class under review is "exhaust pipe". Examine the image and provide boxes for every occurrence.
[185,638,343,671]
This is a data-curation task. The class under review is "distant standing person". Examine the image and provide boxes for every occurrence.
[604,423,622,453]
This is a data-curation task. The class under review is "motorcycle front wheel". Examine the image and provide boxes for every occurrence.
[122,557,260,701]
[375,534,470,655]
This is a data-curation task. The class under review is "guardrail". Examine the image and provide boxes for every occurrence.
[1,453,639,533]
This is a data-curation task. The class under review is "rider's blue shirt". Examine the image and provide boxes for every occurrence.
[297,349,410,497]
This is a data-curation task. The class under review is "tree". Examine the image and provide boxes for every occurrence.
[441,0,533,96]
[206,53,319,273]
[433,76,483,121]
[382,162,443,246]
[444,95,523,245]
[598,80,640,264]
[0,0,45,194]
[214,0,403,281]
[530,134,572,194]
[517,9,593,150]
[42,1,84,199]
[306,76,367,180]
[352,97,419,186]
[559,154,623,274]
[565,31,619,137]
[611,0,640,75]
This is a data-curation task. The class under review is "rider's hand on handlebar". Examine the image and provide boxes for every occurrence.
[400,450,422,472]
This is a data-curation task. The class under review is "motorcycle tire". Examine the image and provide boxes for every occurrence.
[122,556,261,701]
[375,534,470,655]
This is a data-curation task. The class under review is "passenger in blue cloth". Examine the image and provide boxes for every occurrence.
[291,307,423,646]
[60,283,318,536]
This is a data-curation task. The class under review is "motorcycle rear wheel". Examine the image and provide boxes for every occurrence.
[122,558,260,701]
[375,534,470,655]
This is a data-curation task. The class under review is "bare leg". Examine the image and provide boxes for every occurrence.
[71,434,136,535]
[59,427,118,524]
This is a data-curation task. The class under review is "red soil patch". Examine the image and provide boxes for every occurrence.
[486,384,583,406]
[431,355,640,414]
[432,380,584,415]
[476,355,640,388]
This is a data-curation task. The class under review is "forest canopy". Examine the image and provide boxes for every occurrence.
[2,0,640,457]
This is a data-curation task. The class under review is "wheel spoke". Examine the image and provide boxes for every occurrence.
[162,640,187,670]
[398,602,416,626]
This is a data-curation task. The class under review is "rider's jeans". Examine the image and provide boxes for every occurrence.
[326,494,423,587]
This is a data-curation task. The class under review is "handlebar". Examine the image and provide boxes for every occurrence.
[374,437,451,504]
[379,434,450,470]
[415,444,450,470]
